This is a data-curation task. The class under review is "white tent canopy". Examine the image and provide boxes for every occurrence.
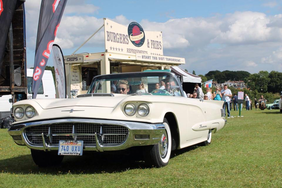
[171,66,201,83]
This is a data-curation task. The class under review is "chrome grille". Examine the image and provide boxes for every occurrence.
[24,123,128,147]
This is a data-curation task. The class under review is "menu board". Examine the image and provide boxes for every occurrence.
[71,66,81,91]
[238,91,244,100]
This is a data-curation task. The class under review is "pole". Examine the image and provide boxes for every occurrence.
[71,24,104,55]
[238,103,244,117]
[8,24,15,103]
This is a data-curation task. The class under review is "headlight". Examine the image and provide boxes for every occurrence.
[124,103,136,116]
[137,104,150,117]
[25,106,36,118]
[14,107,24,119]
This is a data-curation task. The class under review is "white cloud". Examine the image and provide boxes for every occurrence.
[163,34,190,49]
[141,17,220,49]
[112,15,131,25]
[246,61,258,67]
[212,12,271,44]
[54,37,74,49]
[262,48,282,64]
[65,5,99,15]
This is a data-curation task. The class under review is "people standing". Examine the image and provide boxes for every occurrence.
[259,95,267,110]
[254,98,258,109]
[245,94,250,110]
[221,84,232,118]
[195,83,204,99]
[213,87,222,101]
[206,87,212,100]
[233,94,238,111]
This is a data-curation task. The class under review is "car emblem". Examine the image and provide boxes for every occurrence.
[199,124,207,128]
[61,109,84,113]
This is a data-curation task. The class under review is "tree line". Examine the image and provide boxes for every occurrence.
[197,70,282,103]
[198,70,282,94]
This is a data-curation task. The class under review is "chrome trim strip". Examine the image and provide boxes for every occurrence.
[14,118,164,130]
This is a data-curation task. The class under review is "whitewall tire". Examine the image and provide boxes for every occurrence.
[143,118,172,167]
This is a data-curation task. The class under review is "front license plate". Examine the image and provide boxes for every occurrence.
[58,140,83,156]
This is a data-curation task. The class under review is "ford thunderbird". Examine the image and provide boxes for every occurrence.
[8,71,226,167]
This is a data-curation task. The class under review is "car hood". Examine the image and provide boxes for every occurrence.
[13,94,167,124]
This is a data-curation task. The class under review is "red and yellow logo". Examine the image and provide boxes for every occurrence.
[128,22,145,47]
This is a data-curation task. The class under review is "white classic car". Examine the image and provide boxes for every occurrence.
[8,71,226,167]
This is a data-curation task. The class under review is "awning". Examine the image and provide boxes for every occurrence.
[171,66,201,83]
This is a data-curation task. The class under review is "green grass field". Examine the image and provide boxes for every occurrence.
[0,109,281,188]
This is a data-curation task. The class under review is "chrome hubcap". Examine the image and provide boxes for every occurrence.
[159,132,168,158]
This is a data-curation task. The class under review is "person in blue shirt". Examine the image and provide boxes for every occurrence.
[213,87,222,101]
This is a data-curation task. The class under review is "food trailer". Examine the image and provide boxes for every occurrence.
[64,18,186,97]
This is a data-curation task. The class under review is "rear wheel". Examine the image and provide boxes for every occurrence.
[143,118,172,167]
[31,149,64,167]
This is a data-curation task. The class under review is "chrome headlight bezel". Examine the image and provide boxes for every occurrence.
[14,107,24,119]
[124,103,136,116]
[25,106,36,118]
[137,103,150,117]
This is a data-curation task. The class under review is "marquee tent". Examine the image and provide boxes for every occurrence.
[171,66,202,95]
[171,66,201,83]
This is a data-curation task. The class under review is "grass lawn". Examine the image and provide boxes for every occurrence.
[0,109,281,188]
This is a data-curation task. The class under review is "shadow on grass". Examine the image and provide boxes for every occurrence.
[0,145,201,174]
[261,111,281,114]
[0,149,148,174]
[171,145,199,158]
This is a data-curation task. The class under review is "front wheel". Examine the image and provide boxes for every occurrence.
[31,149,64,167]
[143,118,172,167]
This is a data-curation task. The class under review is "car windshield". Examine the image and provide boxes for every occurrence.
[87,72,183,97]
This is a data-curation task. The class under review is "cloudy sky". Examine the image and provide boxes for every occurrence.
[25,0,282,75]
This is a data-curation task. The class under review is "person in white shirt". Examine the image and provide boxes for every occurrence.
[206,87,212,100]
[245,94,250,110]
[195,83,204,99]
[221,84,232,117]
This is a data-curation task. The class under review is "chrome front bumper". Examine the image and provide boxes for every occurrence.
[8,118,165,152]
